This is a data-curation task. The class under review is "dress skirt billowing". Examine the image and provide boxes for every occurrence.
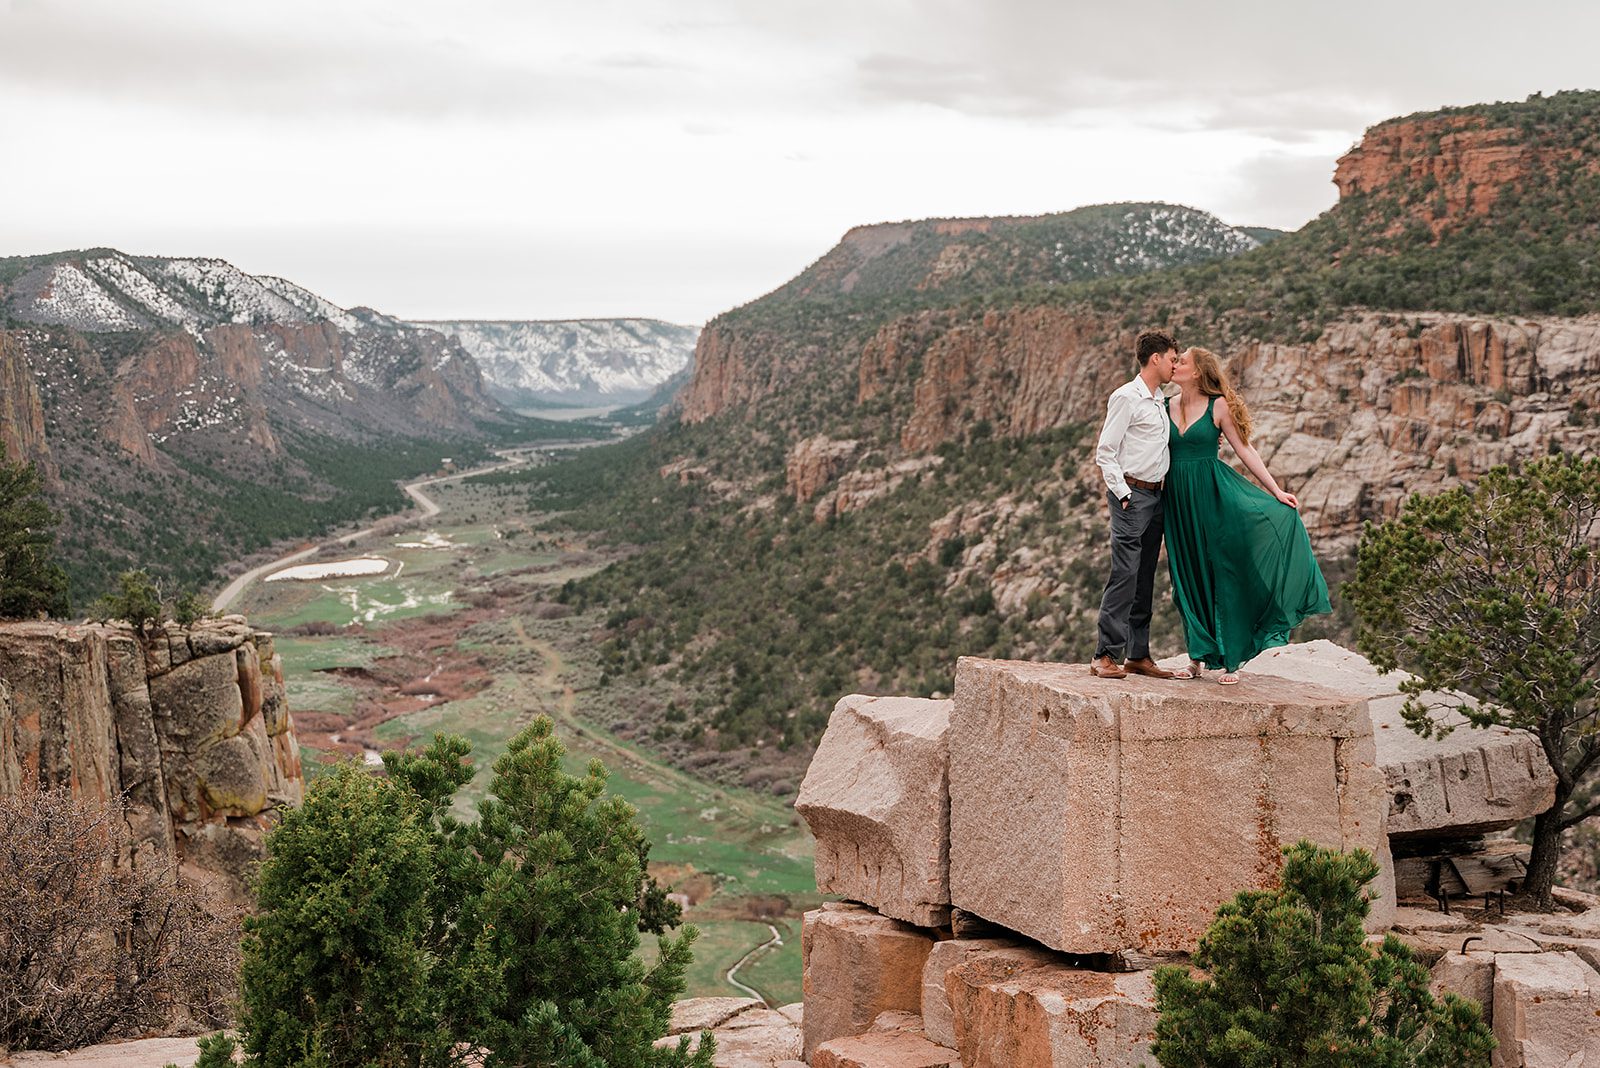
[1164,397,1330,672]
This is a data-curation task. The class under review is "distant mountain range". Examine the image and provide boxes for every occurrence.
[410,319,698,407]
[0,250,525,600]
[0,249,706,600]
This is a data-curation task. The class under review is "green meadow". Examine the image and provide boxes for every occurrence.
[234,471,819,1005]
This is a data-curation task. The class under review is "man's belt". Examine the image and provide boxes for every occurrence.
[1126,476,1165,492]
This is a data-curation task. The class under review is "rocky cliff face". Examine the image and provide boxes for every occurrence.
[1333,112,1592,237]
[0,617,303,901]
[0,331,52,474]
[678,203,1268,424]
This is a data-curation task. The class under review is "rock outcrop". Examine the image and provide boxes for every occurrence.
[796,696,952,927]
[656,997,805,1068]
[0,617,302,900]
[785,436,860,502]
[790,640,1579,1065]
[802,903,936,1059]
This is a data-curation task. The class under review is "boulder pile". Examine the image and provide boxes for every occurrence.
[782,642,1582,1067]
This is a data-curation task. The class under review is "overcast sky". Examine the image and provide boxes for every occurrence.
[2,1,1596,324]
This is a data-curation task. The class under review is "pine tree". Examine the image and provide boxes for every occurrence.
[0,445,69,618]
[1344,453,1600,908]
[237,762,452,1068]
[430,717,713,1068]
[236,722,713,1068]
[1152,841,1494,1067]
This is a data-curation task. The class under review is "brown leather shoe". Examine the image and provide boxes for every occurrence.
[1124,656,1176,679]
[1088,655,1128,679]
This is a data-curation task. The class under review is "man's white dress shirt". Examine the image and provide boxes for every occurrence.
[1095,375,1170,502]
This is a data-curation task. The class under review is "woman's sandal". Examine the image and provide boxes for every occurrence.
[1218,671,1241,686]
[1173,659,1204,680]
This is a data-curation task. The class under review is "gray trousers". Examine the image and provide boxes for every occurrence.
[1095,487,1164,661]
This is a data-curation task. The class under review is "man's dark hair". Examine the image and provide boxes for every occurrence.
[1135,329,1177,365]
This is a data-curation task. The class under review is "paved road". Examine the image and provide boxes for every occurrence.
[210,450,531,614]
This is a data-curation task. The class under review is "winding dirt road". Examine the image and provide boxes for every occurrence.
[211,450,530,613]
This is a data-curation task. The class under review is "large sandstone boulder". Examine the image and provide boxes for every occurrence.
[796,695,952,926]
[949,657,1394,957]
[920,938,1018,1049]
[942,942,1159,1067]
[1240,641,1556,838]
[802,903,936,1059]
[1491,951,1600,1067]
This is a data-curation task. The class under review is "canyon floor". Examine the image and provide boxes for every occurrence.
[231,465,821,1006]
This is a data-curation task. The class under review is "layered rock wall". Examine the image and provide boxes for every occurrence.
[0,617,302,899]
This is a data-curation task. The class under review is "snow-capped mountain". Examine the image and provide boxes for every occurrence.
[0,251,508,476]
[410,318,698,406]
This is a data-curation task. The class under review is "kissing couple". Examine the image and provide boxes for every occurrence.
[1088,328,1330,685]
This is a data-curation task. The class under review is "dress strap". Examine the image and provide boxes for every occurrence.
[1207,395,1217,418]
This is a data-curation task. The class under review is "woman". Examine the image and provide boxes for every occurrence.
[1164,347,1330,684]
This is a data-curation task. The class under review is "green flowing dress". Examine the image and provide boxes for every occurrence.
[1164,396,1331,672]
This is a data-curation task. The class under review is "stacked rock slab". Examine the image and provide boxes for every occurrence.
[948,657,1394,956]
[1237,641,1556,840]
[0,617,303,900]
[796,695,953,926]
[802,903,936,1059]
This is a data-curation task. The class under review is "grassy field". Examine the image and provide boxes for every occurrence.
[233,469,820,1004]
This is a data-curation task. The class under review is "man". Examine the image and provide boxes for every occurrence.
[1090,329,1178,680]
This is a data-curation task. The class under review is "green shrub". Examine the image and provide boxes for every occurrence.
[234,723,712,1068]
[1152,841,1493,1067]
[94,569,164,630]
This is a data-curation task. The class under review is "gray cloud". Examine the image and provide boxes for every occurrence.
[4,0,1599,322]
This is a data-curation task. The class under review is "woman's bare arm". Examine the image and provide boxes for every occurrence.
[1214,400,1299,509]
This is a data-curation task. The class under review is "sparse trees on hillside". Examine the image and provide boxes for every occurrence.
[1345,453,1600,909]
[1152,841,1493,1067]
[0,445,70,618]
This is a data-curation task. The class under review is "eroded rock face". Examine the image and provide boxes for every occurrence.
[948,657,1394,956]
[796,695,952,927]
[942,942,1159,1068]
[802,903,936,1059]
[1239,641,1557,839]
[786,435,859,502]
[0,618,302,901]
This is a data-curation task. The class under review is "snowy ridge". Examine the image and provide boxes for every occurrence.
[10,252,369,337]
[414,318,698,403]
[1055,205,1260,275]
[25,263,147,332]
